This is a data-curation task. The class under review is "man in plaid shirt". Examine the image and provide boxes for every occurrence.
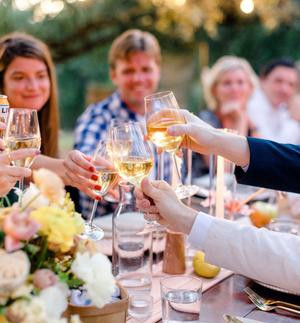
[74,29,170,218]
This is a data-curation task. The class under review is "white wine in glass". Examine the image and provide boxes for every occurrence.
[81,139,118,241]
[112,122,153,188]
[4,108,41,191]
[145,91,199,199]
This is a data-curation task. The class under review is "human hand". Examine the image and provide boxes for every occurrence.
[63,150,119,200]
[0,148,40,196]
[63,150,101,200]
[165,109,218,155]
[135,178,197,234]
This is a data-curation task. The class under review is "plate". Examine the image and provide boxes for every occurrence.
[254,280,300,296]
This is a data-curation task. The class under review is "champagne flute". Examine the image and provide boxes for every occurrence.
[111,122,153,188]
[4,108,41,192]
[145,91,198,199]
[81,139,118,241]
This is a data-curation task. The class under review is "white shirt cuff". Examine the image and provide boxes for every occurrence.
[187,212,214,250]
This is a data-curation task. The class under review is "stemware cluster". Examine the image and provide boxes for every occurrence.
[83,90,198,241]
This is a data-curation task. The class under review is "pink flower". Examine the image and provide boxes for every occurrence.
[3,208,40,241]
[33,269,58,289]
[4,235,23,252]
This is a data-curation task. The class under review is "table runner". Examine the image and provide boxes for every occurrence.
[126,263,233,323]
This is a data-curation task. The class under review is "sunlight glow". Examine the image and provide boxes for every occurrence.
[240,0,254,14]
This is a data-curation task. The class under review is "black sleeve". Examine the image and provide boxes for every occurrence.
[235,137,300,194]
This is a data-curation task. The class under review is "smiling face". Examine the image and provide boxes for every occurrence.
[261,66,298,108]
[110,51,160,114]
[3,56,50,110]
[213,68,253,109]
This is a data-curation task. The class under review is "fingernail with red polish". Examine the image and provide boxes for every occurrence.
[89,166,95,172]
[94,185,101,191]
[96,196,102,201]
[91,174,98,181]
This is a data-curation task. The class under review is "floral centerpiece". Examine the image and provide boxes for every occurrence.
[0,169,116,323]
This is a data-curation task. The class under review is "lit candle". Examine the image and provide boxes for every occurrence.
[215,155,225,218]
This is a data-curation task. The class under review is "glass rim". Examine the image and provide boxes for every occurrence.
[160,274,203,288]
[8,108,38,112]
[144,90,174,101]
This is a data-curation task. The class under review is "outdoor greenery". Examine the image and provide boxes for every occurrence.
[0,0,300,129]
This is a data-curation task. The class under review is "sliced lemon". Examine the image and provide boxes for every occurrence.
[193,251,220,278]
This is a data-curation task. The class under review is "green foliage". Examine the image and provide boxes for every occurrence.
[1,0,300,127]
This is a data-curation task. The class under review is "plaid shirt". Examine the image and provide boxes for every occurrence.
[74,91,171,218]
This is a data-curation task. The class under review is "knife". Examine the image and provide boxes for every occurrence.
[223,314,246,323]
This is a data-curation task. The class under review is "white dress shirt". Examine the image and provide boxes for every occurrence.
[248,88,300,144]
[188,213,300,294]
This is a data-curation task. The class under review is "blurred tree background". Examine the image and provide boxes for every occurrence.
[0,0,300,131]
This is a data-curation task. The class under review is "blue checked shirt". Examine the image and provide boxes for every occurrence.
[74,91,171,218]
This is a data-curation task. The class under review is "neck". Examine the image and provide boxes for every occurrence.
[124,100,145,116]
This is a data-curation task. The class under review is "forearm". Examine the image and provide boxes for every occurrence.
[211,129,250,167]
[31,155,70,185]
[202,217,300,293]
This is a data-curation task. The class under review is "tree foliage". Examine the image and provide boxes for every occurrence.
[0,0,300,128]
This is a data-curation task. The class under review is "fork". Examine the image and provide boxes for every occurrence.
[244,287,300,310]
[248,294,300,316]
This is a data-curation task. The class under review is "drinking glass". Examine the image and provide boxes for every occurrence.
[161,275,202,323]
[4,108,41,191]
[145,91,198,199]
[81,139,118,241]
[111,122,153,188]
[128,292,153,321]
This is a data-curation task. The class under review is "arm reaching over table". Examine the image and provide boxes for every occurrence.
[163,109,300,193]
[136,177,300,294]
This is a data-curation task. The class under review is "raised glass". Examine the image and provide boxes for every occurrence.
[4,108,41,191]
[145,91,198,199]
[81,139,118,241]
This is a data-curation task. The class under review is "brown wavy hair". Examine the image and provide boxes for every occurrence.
[0,32,59,158]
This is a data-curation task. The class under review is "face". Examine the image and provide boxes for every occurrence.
[110,51,160,113]
[214,68,253,108]
[261,66,298,108]
[3,57,50,110]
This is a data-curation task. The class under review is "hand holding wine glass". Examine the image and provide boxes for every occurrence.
[81,139,119,241]
[145,91,198,199]
[4,109,41,191]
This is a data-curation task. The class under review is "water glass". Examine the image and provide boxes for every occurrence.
[128,292,153,321]
[161,275,202,323]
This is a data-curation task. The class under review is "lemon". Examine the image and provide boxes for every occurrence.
[193,251,220,278]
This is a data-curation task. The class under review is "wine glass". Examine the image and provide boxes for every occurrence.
[4,108,41,192]
[145,91,199,199]
[81,139,118,241]
[111,122,153,188]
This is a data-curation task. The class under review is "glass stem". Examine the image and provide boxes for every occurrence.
[172,152,182,186]
[18,177,24,207]
[88,200,99,227]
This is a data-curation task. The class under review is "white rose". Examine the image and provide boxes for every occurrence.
[22,183,49,209]
[71,252,115,308]
[0,250,30,294]
[38,282,69,320]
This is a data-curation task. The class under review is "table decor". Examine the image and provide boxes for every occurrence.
[0,169,124,323]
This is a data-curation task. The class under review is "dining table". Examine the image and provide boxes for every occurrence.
[126,272,300,323]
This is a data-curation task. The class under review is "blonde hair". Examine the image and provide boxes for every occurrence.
[0,32,59,158]
[202,56,258,110]
[108,29,161,69]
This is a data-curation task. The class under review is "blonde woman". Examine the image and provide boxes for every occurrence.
[194,56,259,176]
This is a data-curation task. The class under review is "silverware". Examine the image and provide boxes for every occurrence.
[244,287,300,310]
[223,314,245,323]
[248,293,300,316]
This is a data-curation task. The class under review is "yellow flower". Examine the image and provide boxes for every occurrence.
[31,207,84,253]
[33,169,65,204]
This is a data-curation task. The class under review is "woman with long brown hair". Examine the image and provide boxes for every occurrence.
[0,32,99,200]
